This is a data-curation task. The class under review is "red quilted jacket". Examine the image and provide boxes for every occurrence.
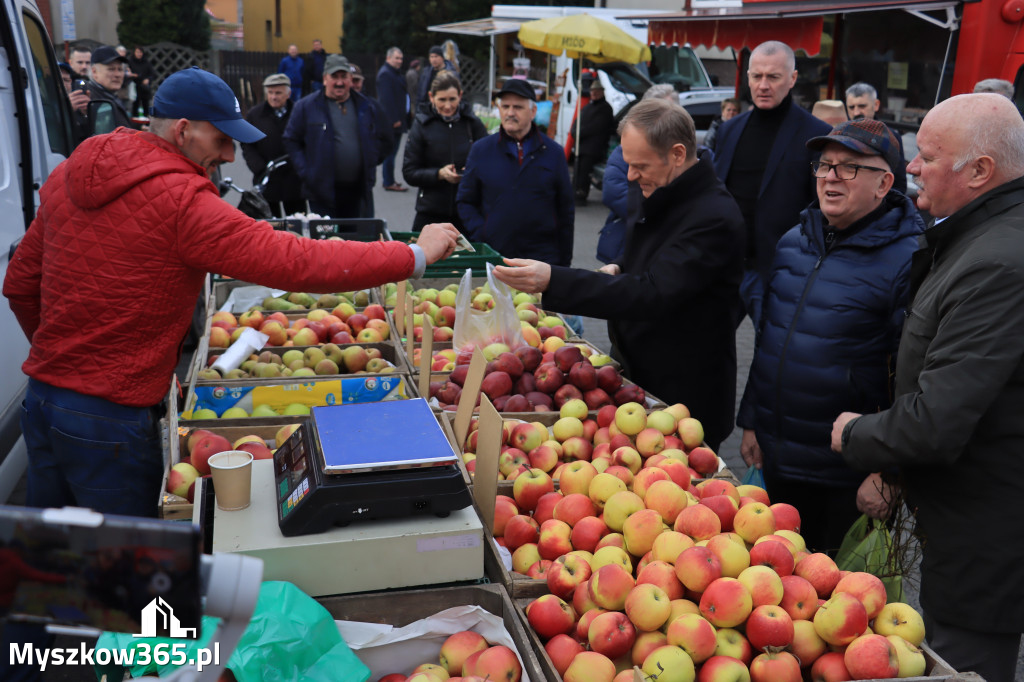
[4,128,415,407]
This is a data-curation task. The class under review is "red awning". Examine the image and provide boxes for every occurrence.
[643,0,958,55]
[650,16,824,55]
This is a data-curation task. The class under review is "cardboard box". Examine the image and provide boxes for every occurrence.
[200,460,485,597]
[318,583,545,682]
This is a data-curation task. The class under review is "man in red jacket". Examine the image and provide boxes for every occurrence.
[3,67,458,519]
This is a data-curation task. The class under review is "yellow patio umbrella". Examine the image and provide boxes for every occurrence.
[517,14,652,183]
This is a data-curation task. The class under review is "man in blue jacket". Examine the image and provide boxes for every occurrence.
[376,47,409,192]
[277,44,304,102]
[714,41,832,326]
[738,118,924,555]
[457,79,574,266]
[283,54,393,218]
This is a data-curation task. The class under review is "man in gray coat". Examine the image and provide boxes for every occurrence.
[831,93,1024,682]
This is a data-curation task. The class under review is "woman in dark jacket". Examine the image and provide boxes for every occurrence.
[127,46,157,116]
[402,71,487,232]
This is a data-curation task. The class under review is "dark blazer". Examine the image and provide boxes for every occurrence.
[543,154,745,447]
[282,89,393,211]
[241,100,304,207]
[713,103,831,280]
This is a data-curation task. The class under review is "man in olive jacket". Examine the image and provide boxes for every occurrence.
[832,93,1024,682]
[495,99,744,450]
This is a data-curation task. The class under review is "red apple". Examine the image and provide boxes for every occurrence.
[526,593,577,640]
[587,610,636,659]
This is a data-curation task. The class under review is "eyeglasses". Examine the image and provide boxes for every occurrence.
[811,161,889,180]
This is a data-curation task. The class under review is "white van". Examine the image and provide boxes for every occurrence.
[0,0,79,499]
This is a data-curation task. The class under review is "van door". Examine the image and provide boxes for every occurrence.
[0,0,76,490]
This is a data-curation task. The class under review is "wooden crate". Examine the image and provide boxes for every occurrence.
[197,341,410,382]
[211,279,378,312]
[317,583,546,682]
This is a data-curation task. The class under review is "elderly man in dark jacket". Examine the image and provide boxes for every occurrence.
[738,119,924,555]
[457,79,574,266]
[832,94,1024,682]
[241,73,305,216]
[495,99,744,450]
[283,54,392,218]
[376,46,409,192]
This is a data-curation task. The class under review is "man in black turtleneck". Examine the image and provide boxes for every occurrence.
[713,41,832,326]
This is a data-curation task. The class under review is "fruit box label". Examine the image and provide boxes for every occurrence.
[190,377,410,416]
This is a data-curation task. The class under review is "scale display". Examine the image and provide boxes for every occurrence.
[273,399,471,536]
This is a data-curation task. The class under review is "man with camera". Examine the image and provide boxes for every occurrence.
[75,45,135,135]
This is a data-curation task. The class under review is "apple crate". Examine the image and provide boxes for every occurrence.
[210,278,378,313]
[160,416,309,520]
[184,373,415,422]
[317,583,545,682]
[198,341,411,382]
[513,605,959,682]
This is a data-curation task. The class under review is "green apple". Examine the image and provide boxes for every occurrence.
[221,407,249,419]
[251,404,279,418]
[192,408,218,420]
[282,403,311,416]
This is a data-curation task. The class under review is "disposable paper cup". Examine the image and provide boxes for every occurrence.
[208,450,254,511]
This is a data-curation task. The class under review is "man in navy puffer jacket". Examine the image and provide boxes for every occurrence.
[736,119,925,554]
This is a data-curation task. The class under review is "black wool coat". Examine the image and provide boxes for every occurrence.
[543,153,745,446]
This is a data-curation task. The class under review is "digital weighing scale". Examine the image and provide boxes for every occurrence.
[273,398,472,537]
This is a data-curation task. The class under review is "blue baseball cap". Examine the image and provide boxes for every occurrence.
[151,67,264,143]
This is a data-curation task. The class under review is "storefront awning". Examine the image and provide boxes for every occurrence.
[639,0,959,55]
[428,17,525,37]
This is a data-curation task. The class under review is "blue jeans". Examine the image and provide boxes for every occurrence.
[20,378,164,517]
[382,131,403,186]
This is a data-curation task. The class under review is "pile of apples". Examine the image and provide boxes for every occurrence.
[199,345,398,381]
[460,400,715,482]
[258,289,373,312]
[184,403,311,420]
[165,424,300,502]
[374,630,523,682]
[487,406,928,681]
[207,303,391,349]
[399,284,573,349]
[427,344,637,413]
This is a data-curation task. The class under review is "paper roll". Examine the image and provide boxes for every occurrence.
[212,327,270,374]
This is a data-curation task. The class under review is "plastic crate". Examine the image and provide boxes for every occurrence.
[308,218,389,241]
[390,231,504,277]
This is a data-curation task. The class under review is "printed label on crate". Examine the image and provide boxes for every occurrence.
[189,377,408,416]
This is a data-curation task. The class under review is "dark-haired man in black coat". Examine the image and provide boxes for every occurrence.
[495,99,744,450]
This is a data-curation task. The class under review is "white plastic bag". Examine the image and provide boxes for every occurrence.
[453,263,525,357]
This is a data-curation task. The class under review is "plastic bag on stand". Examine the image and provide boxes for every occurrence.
[453,263,525,360]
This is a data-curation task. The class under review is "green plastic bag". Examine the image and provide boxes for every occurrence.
[94,581,370,682]
[835,514,904,603]
[740,465,766,490]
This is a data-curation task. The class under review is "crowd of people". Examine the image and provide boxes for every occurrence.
[9,34,1024,682]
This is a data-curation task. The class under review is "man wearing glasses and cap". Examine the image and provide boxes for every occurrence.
[3,66,459,523]
[736,118,924,555]
[284,53,393,218]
